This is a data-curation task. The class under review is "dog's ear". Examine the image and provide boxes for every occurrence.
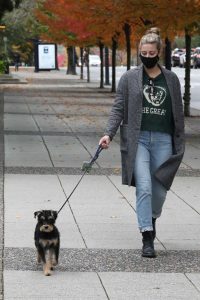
[52,210,58,220]
[34,211,42,218]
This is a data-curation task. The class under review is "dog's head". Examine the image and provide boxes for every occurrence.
[34,210,58,233]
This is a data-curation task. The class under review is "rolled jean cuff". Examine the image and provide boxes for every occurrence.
[140,226,153,233]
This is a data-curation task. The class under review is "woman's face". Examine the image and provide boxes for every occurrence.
[140,43,159,57]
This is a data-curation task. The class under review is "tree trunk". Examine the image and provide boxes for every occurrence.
[123,23,131,70]
[164,37,171,70]
[84,47,90,82]
[34,39,39,72]
[99,43,104,88]
[183,29,191,117]
[66,46,77,75]
[80,47,83,80]
[111,37,117,93]
[104,46,110,85]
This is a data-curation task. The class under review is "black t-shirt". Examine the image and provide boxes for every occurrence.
[141,70,174,134]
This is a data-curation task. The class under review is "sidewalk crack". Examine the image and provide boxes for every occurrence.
[184,273,200,294]
[96,272,110,300]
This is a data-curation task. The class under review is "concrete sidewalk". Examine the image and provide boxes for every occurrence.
[1,70,200,299]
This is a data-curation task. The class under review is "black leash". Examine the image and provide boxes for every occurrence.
[57,145,103,215]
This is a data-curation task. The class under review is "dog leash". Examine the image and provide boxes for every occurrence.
[57,145,103,215]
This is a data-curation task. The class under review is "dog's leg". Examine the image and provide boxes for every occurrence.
[49,249,56,270]
[36,250,42,264]
[51,251,58,267]
[55,242,60,265]
[43,249,52,276]
[43,263,52,276]
[36,244,45,264]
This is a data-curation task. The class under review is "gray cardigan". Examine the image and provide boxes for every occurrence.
[105,65,185,190]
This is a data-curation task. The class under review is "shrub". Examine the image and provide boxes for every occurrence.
[0,60,7,74]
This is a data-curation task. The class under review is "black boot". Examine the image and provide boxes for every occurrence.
[152,218,156,240]
[142,231,156,258]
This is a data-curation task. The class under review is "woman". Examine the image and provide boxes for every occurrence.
[99,28,185,258]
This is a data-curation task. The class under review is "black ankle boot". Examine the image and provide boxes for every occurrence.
[142,231,156,258]
[152,218,156,240]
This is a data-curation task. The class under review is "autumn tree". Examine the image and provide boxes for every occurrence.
[143,0,200,116]
[36,0,95,75]
[37,0,200,103]
[75,0,146,89]
[36,0,155,89]
[2,0,42,65]
[0,0,22,20]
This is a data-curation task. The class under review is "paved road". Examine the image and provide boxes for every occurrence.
[1,72,200,299]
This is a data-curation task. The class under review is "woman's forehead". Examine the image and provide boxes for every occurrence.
[140,43,158,51]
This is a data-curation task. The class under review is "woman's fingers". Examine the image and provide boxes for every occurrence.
[99,135,111,149]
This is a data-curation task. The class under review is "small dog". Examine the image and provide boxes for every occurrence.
[34,210,60,276]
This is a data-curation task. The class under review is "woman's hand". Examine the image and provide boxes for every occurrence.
[99,135,111,149]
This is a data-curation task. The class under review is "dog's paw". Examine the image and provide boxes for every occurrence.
[44,269,52,276]
[43,264,52,276]
[44,268,52,276]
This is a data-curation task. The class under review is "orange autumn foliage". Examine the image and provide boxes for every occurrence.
[36,0,200,47]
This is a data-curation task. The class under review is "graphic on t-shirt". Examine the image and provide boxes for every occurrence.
[141,74,173,133]
[143,84,167,107]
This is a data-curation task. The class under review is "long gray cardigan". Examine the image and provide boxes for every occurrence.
[104,65,185,190]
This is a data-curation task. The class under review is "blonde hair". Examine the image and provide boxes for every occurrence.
[139,28,162,51]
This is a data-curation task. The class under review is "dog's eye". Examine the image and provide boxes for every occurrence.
[48,216,53,220]
[40,216,45,220]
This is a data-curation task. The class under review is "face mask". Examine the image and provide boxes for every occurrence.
[140,54,159,69]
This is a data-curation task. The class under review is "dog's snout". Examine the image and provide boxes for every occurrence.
[44,225,49,229]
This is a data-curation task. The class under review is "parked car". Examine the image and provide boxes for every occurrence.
[79,54,101,67]
[171,48,185,67]
[193,47,200,69]
[179,50,195,68]
[89,55,101,66]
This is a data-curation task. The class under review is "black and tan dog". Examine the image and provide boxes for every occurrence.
[34,210,60,276]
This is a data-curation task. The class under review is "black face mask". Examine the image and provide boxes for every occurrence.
[140,54,159,69]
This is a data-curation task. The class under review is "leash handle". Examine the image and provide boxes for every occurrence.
[89,145,103,165]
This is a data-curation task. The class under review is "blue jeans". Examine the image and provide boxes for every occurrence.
[134,131,173,232]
